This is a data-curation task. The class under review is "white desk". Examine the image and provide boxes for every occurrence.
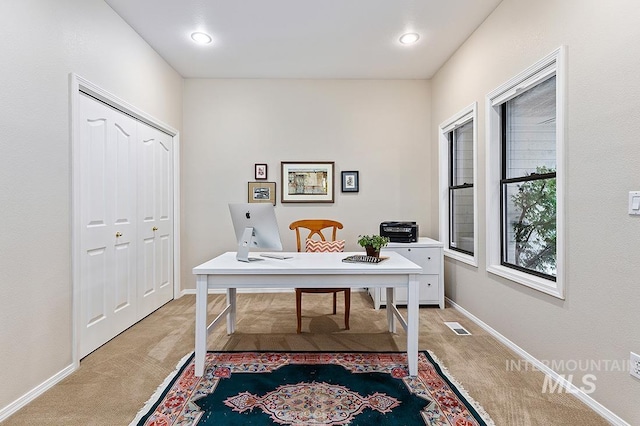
[192,251,422,376]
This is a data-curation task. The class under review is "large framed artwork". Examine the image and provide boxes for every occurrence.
[248,181,276,205]
[281,161,335,203]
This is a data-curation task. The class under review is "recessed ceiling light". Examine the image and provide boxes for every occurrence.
[191,32,212,45]
[399,33,420,45]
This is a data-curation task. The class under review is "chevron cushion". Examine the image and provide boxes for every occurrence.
[305,239,345,253]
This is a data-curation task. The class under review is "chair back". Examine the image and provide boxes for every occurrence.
[289,219,344,252]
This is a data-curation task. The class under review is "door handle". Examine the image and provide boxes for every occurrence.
[152,227,158,231]
[115,232,122,238]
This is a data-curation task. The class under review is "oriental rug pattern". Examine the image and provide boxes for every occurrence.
[131,351,494,426]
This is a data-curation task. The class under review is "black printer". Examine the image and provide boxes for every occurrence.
[379,221,419,243]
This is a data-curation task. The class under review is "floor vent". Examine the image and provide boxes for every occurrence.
[444,321,471,336]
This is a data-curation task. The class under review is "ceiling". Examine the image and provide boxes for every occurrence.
[104,0,502,79]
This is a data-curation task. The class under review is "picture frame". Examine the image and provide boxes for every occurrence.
[254,163,268,180]
[281,161,335,203]
[248,181,276,205]
[341,171,359,193]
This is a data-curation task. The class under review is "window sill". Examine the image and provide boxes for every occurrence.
[444,249,477,267]
[487,264,564,299]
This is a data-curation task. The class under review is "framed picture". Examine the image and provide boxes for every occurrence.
[254,163,268,180]
[248,181,276,205]
[281,161,335,203]
[341,171,359,193]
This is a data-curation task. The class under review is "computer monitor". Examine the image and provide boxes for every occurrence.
[229,203,283,262]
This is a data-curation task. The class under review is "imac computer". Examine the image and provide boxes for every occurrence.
[229,203,288,262]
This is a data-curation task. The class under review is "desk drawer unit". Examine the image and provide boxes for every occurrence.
[368,237,444,309]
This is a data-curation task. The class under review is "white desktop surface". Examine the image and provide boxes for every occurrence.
[192,251,423,376]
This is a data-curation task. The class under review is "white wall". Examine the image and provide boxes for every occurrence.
[182,79,432,288]
[0,0,182,415]
[430,0,640,423]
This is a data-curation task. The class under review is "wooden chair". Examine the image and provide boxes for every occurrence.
[289,219,350,334]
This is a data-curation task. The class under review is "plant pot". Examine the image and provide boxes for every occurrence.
[365,246,380,257]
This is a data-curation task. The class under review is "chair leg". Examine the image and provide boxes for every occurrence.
[344,289,350,330]
[296,289,302,334]
[332,292,337,315]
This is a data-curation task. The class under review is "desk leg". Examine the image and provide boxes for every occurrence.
[386,287,396,333]
[407,274,419,376]
[195,275,207,377]
[227,288,237,334]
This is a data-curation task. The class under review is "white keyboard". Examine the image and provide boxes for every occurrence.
[259,253,293,260]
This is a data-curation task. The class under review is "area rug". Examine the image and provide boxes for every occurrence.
[131,351,494,426]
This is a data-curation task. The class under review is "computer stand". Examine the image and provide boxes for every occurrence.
[236,227,264,262]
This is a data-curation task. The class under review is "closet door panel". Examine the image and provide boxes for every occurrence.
[114,241,134,312]
[157,135,173,293]
[86,119,108,228]
[138,123,173,318]
[85,247,107,327]
[160,233,171,289]
[114,123,135,225]
[79,94,137,358]
[159,138,171,220]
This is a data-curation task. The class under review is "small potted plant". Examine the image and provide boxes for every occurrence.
[357,234,390,258]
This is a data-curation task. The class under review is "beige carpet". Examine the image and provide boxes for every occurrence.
[4,292,608,425]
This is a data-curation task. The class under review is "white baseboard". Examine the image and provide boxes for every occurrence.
[0,363,76,422]
[446,297,629,426]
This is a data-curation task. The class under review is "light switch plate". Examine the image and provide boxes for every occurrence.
[629,191,640,215]
[630,352,640,380]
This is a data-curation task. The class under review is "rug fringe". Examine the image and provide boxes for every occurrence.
[426,350,496,426]
[129,351,194,426]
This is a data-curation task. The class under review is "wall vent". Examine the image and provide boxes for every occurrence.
[444,321,471,335]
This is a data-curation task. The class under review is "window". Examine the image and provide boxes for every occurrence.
[439,104,477,266]
[501,78,556,279]
[486,47,565,298]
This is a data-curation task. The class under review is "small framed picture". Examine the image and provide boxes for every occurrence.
[341,171,359,193]
[248,181,276,205]
[254,164,268,180]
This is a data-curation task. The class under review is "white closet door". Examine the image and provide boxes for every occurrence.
[78,94,138,358]
[137,123,173,318]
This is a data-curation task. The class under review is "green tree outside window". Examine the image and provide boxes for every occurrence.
[509,166,556,275]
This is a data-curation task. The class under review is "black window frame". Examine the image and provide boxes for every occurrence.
[499,102,557,282]
[448,125,474,257]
